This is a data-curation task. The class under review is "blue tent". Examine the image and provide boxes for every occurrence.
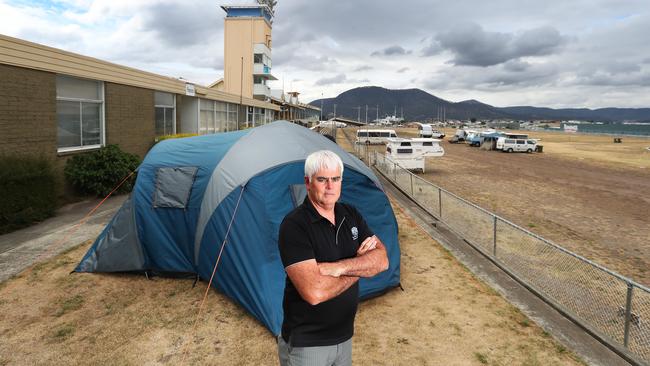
[76,121,400,335]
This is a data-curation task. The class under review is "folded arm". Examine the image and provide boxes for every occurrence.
[318,235,389,278]
[285,259,359,306]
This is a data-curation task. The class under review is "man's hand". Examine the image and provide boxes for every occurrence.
[357,235,378,256]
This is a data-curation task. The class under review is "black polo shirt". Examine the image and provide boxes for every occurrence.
[278,197,373,347]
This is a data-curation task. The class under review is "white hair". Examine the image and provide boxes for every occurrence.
[304,150,344,180]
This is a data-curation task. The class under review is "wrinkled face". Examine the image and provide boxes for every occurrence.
[306,166,342,209]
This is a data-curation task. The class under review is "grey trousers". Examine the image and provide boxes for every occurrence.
[277,336,352,366]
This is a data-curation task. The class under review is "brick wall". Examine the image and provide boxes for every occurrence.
[105,83,155,159]
[0,64,57,158]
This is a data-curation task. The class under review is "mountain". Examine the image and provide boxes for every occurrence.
[309,86,650,122]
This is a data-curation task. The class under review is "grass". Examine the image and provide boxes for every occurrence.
[474,352,489,364]
[56,294,84,317]
[48,323,76,343]
[0,200,588,365]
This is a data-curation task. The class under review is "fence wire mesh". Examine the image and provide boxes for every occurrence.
[366,150,650,365]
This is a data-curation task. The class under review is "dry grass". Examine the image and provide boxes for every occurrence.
[0,198,585,365]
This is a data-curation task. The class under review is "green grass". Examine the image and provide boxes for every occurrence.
[48,323,76,343]
[56,294,84,317]
[474,352,488,364]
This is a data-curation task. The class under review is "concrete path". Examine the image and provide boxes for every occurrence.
[0,194,127,282]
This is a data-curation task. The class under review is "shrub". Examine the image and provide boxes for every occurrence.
[154,133,197,143]
[64,145,140,197]
[0,155,58,234]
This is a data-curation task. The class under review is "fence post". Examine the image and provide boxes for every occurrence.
[438,188,442,219]
[493,215,498,257]
[410,173,414,196]
[623,282,634,348]
[393,162,397,182]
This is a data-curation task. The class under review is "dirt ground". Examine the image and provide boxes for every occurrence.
[0,201,584,365]
[355,127,650,286]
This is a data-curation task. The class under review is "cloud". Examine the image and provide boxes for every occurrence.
[371,45,411,57]
[436,23,567,66]
[397,67,410,73]
[140,2,222,47]
[315,74,347,86]
[420,39,442,56]
[354,65,373,72]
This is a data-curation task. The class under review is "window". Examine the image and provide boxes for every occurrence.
[227,103,238,132]
[253,107,264,126]
[516,140,525,145]
[199,99,216,134]
[390,133,397,137]
[400,142,411,146]
[155,92,175,136]
[254,53,263,64]
[56,75,104,151]
[423,141,433,146]
[358,131,368,137]
[397,148,413,154]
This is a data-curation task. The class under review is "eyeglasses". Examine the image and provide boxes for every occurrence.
[314,176,342,184]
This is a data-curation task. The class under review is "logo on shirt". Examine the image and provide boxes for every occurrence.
[351,226,358,240]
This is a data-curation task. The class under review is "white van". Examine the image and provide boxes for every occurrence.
[499,138,537,153]
[418,124,433,137]
[356,129,398,144]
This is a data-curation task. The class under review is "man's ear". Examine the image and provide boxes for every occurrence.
[304,176,310,188]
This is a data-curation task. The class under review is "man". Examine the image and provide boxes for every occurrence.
[278,150,389,366]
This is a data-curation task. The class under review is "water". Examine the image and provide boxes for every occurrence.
[557,123,650,137]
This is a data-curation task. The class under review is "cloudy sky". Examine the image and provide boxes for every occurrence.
[1,0,649,108]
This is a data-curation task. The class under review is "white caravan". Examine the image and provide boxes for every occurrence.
[356,129,398,144]
[385,137,445,172]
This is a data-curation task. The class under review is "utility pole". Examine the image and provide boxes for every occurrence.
[320,93,323,121]
[365,105,368,124]
[376,104,379,121]
[333,104,337,119]
[353,106,361,122]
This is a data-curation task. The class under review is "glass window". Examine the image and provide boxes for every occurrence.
[423,141,433,146]
[227,103,238,132]
[57,75,101,100]
[154,91,174,107]
[199,99,215,134]
[397,148,413,154]
[155,92,175,136]
[400,142,411,146]
[254,53,263,64]
[56,75,103,151]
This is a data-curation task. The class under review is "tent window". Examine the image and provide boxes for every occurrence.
[153,167,198,208]
[289,184,307,208]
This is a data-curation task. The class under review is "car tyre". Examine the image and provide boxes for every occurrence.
[527,148,533,153]
[507,148,513,153]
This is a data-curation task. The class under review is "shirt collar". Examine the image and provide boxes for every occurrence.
[302,196,347,224]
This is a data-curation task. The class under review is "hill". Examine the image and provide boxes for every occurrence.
[309,86,650,122]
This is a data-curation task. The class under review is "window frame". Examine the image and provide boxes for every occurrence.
[154,92,176,136]
[56,75,105,154]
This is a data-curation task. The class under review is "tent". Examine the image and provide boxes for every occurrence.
[75,121,400,335]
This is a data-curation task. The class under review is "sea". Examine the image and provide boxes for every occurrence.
[554,123,650,137]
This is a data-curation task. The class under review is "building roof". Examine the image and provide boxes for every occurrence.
[0,34,279,111]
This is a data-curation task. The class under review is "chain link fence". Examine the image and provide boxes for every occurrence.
[365,150,650,365]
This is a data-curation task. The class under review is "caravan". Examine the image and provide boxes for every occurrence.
[386,137,444,172]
